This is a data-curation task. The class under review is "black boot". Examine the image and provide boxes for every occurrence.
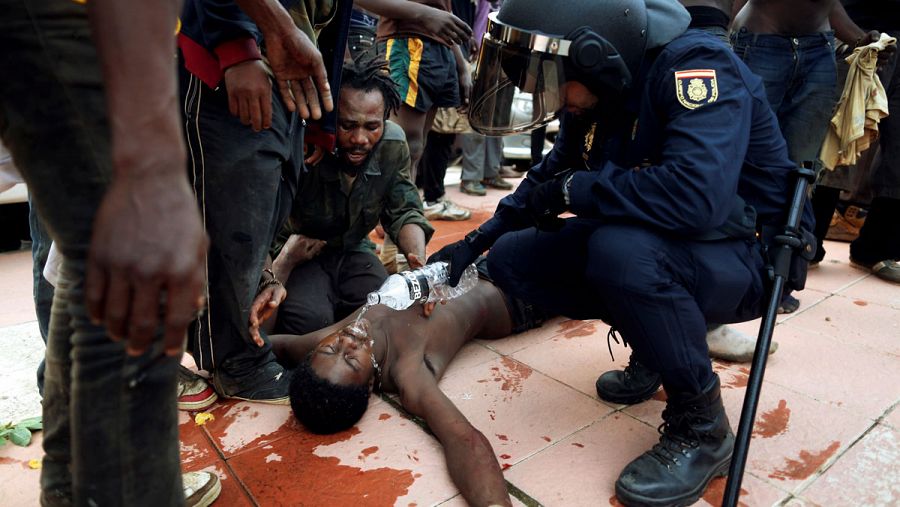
[595,354,662,405]
[615,375,734,506]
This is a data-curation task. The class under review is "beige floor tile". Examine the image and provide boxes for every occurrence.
[804,255,869,294]
[763,323,900,418]
[782,294,900,357]
[624,375,873,494]
[477,316,571,356]
[0,250,36,327]
[799,423,899,507]
[440,341,501,379]
[438,355,609,469]
[0,432,42,506]
[509,319,621,400]
[837,275,900,309]
[884,404,900,430]
[201,399,296,458]
[439,493,530,506]
[503,414,656,506]
[227,402,459,506]
[694,474,790,507]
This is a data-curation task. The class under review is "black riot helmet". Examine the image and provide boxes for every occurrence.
[469,0,690,135]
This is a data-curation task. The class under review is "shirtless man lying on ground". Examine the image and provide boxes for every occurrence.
[269,258,549,507]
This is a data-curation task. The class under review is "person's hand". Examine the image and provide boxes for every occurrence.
[428,234,484,287]
[86,172,207,357]
[263,26,333,119]
[857,30,896,68]
[224,60,273,132]
[457,67,473,112]
[407,252,441,317]
[304,143,324,166]
[415,7,471,47]
[526,174,569,231]
[249,274,286,347]
[277,233,326,271]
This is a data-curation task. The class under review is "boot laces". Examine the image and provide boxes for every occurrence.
[648,407,715,467]
[606,327,629,361]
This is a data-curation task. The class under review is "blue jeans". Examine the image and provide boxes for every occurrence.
[0,1,183,504]
[731,29,837,166]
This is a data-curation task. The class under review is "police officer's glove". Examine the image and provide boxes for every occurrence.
[427,228,491,287]
[526,174,570,231]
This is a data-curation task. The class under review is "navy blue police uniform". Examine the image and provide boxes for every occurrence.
[482,29,814,395]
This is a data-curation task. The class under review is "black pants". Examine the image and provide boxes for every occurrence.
[418,131,455,203]
[487,219,765,395]
[1,1,181,503]
[180,63,304,377]
[275,249,388,335]
[851,47,900,264]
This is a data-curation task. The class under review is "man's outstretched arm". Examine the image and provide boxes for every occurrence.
[398,369,512,506]
[86,0,207,355]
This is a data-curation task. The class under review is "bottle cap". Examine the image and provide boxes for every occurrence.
[366,293,380,306]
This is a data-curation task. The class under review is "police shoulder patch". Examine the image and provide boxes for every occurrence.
[674,69,718,110]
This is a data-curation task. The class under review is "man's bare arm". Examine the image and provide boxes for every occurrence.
[355,0,471,47]
[829,1,867,45]
[397,223,427,265]
[234,0,333,118]
[86,0,207,355]
[399,368,512,506]
[269,309,367,366]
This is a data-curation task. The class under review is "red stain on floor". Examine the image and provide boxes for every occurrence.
[753,399,790,438]
[360,446,378,457]
[227,426,417,504]
[556,320,585,334]
[499,454,511,459]
[608,495,626,506]
[178,416,214,467]
[496,434,509,441]
[378,413,391,421]
[488,357,533,399]
[542,436,552,442]
[651,390,668,402]
[501,463,512,470]
[572,443,585,448]
[701,477,748,507]
[724,370,749,389]
[488,409,496,421]
[563,322,597,338]
[853,300,868,306]
[0,457,30,469]
[769,441,841,481]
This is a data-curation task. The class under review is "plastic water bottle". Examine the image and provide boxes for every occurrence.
[366,261,479,310]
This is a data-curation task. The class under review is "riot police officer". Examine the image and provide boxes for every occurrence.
[430,0,814,504]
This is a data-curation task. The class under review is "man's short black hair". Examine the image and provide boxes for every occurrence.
[341,55,402,119]
[289,354,370,434]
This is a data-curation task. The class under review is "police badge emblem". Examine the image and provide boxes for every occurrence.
[674,69,718,109]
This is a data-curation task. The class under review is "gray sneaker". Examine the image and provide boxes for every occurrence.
[212,360,292,405]
[850,257,900,284]
[424,199,472,221]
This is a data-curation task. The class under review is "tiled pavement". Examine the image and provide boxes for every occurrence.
[1,172,898,506]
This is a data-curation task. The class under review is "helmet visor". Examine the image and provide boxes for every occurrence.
[469,15,567,135]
